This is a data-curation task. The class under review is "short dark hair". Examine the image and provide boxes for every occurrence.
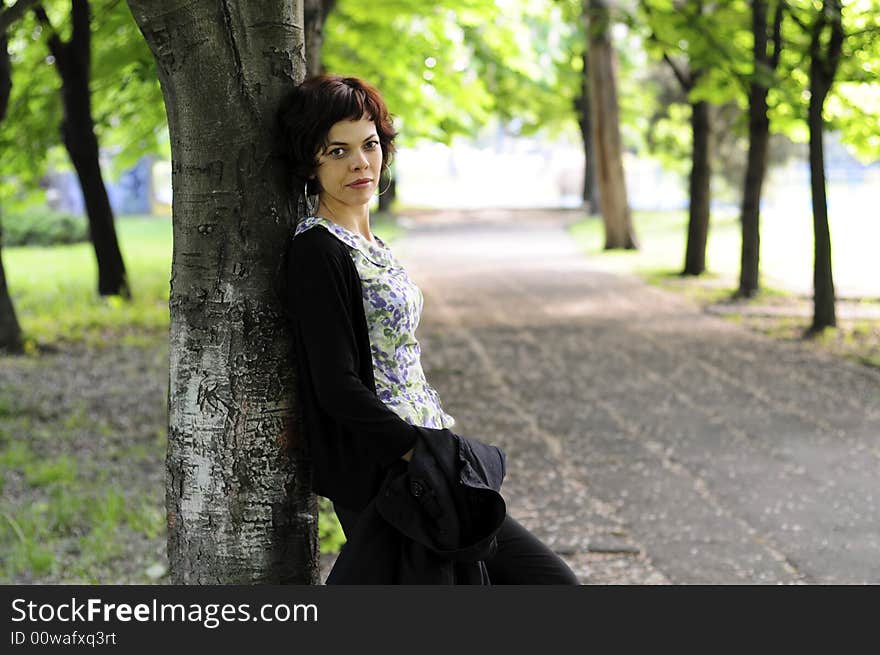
[276,75,397,191]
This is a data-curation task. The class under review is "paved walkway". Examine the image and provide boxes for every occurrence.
[391,211,880,584]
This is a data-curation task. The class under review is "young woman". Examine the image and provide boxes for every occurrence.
[277,74,578,585]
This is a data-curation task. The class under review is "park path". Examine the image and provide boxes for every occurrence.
[392,210,880,584]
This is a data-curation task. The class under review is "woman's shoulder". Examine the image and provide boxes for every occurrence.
[287,220,357,285]
[291,219,350,255]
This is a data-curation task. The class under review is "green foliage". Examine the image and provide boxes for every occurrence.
[323,0,592,145]
[324,1,495,144]
[318,497,346,554]
[0,0,166,211]
[629,0,880,199]
[1,208,89,246]
[633,0,753,178]
[764,1,879,161]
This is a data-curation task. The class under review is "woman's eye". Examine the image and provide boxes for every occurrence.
[364,140,379,151]
[329,148,345,158]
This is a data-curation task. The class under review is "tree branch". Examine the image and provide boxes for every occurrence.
[825,0,844,80]
[663,52,691,90]
[32,3,64,61]
[769,0,784,70]
[71,0,89,54]
[786,2,810,34]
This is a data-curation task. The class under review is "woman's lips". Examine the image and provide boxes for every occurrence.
[347,179,372,189]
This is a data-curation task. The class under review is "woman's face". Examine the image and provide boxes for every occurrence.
[313,115,382,210]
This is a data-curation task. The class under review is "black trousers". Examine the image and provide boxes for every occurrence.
[333,503,579,585]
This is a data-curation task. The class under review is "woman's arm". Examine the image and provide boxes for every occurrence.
[287,233,418,466]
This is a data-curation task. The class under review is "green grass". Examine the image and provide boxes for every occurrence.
[4,215,172,350]
[0,428,167,582]
[570,204,880,300]
[570,208,743,280]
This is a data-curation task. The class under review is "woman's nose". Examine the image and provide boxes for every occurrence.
[351,150,369,169]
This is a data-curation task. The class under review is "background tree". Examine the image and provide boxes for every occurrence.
[1,0,166,201]
[529,0,601,210]
[575,45,599,210]
[32,0,129,297]
[0,0,24,353]
[737,0,784,297]
[791,0,843,332]
[0,0,165,302]
[126,0,313,583]
[489,0,653,214]
[639,0,739,276]
[775,0,879,332]
[303,0,335,77]
[586,0,637,249]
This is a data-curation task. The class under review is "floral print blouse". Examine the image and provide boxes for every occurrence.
[294,216,456,430]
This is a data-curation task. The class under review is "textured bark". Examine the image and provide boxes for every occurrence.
[303,0,335,77]
[737,0,780,298]
[34,1,130,298]
[574,49,599,212]
[585,0,637,249]
[683,98,711,275]
[806,0,842,333]
[126,0,315,583]
[0,0,23,354]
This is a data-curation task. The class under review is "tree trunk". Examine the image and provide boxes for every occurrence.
[303,0,336,77]
[126,0,315,584]
[737,0,773,298]
[0,246,21,354]
[36,1,130,298]
[585,0,637,249]
[0,1,23,354]
[683,98,711,275]
[737,98,768,297]
[808,93,835,331]
[574,51,599,213]
[806,0,842,333]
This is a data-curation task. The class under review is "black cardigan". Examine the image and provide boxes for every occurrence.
[285,226,420,510]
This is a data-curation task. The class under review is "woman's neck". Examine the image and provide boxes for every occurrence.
[317,198,373,242]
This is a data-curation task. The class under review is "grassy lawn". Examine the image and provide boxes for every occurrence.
[569,208,880,369]
[4,216,173,350]
[0,211,403,583]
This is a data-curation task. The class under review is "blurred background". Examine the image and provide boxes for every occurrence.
[0,0,877,583]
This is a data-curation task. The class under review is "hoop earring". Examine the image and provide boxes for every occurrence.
[377,169,393,196]
[302,179,318,216]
